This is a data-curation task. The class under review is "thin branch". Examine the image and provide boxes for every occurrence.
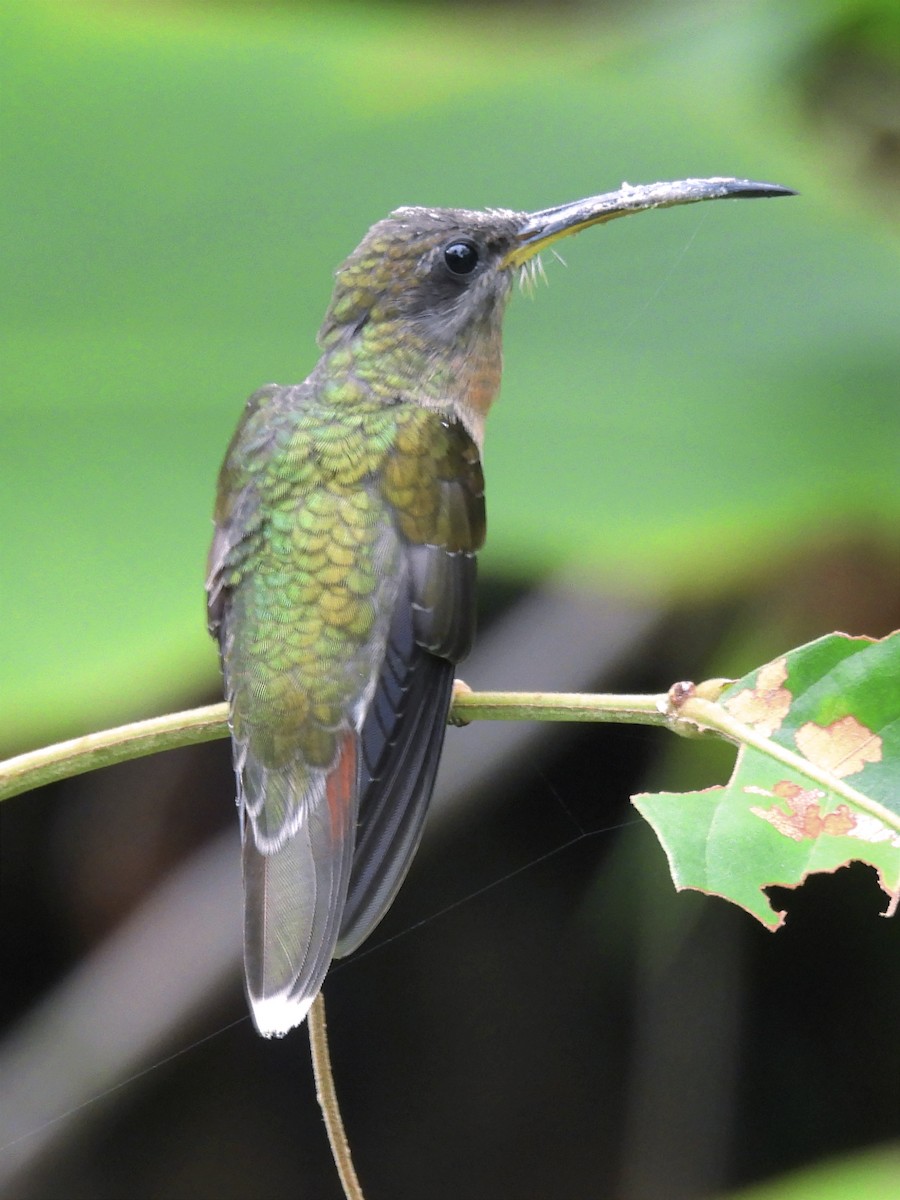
[308,993,365,1200]
[451,689,672,725]
[0,692,674,802]
[0,703,229,801]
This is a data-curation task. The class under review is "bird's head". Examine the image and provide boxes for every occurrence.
[318,207,524,354]
[317,178,794,439]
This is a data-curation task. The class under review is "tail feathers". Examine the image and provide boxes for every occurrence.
[241,734,358,1037]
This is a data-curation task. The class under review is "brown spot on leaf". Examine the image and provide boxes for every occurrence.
[795,715,882,778]
[750,781,856,842]
[724,657,791,735]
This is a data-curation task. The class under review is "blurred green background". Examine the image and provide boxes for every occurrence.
[1,1,898,1197]
[3,0,898,749]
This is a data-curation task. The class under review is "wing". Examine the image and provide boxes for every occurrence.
[336,414,486,956]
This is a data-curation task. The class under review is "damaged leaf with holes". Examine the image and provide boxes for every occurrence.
[633,631,900,928]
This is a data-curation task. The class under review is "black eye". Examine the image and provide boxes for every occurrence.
[443,239,480,276]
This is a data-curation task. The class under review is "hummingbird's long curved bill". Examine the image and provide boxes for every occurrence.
[505,177,796,267]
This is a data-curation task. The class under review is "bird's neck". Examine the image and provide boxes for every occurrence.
[319,318,503,450]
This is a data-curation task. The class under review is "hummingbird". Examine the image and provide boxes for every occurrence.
[207,176,794,1037]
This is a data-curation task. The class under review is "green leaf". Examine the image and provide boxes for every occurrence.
[633,632,900,928]
[718,1143,900,1200]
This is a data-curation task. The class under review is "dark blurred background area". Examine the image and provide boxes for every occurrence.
[1,1,899,1197]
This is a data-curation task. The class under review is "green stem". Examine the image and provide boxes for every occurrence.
[450,689,671,725]
[0,703,229,801]
[0,692,674,803]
